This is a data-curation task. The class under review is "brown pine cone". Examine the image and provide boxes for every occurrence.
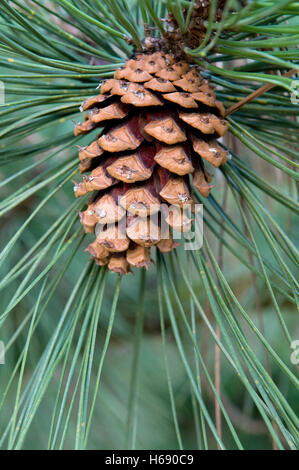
[74,51,228,274]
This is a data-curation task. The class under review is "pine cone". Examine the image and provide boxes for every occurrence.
[74,52,228,274]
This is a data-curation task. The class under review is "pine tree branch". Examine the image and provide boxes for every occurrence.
[225,69,297,116]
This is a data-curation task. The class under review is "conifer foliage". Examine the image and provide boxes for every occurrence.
[0,0,298,451]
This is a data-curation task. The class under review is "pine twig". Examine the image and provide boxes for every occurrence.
[225,69,297,116]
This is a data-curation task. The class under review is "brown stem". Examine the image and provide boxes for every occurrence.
[215,324,222,444]
[225,69,297,117]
